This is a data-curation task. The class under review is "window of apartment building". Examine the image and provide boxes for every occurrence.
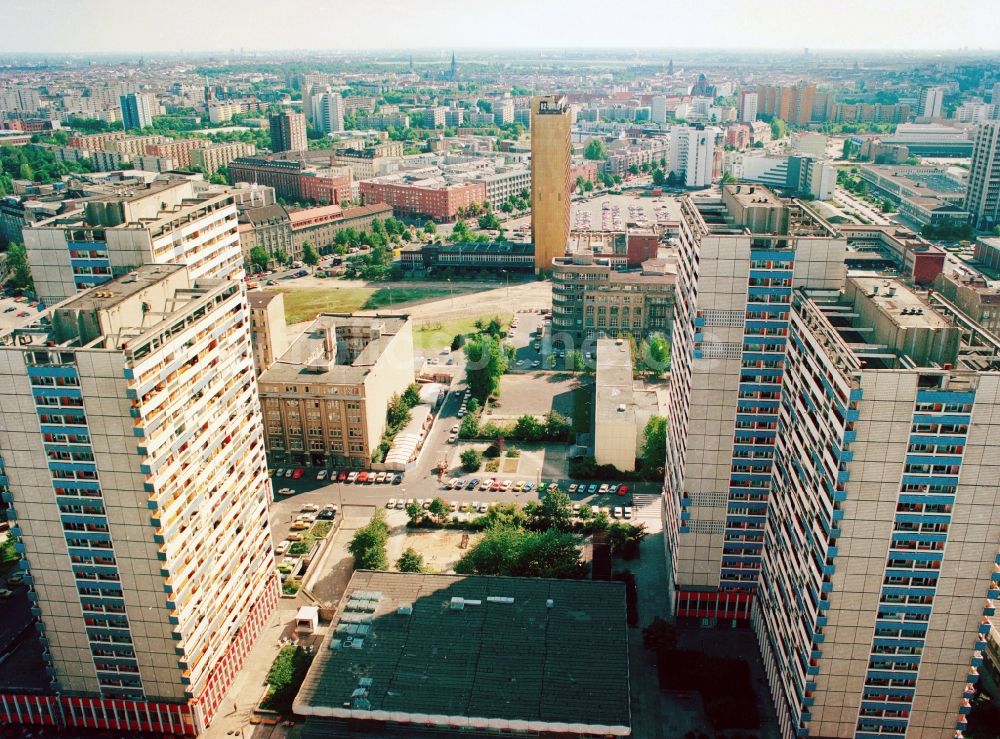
[331,442,344,452]
[270,437,284,449]
[348,427,362,438]
[349,443,364,453]
[285,386,297,393]
[346,401,360,410]
[308,428,322,437]
[289,440,303,450]
[309,441,325,451]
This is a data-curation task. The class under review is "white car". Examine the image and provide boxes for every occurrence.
[478,502,489,513]
[451,425,460,434]
[613,507,623,519]
[479,479,493,491]
[278,487,293,495]
[449,433,458,443]
[316,469,327,481]
[274,541,290,556]
[457,409,465,418]
[347,471,359,483]
[395,499,406,510]
[375,472,387,484]
[599,484,610,494]
[301,503,319,513]
[386,498,397,509]
[623,507,633,519]
[472,500,481,511]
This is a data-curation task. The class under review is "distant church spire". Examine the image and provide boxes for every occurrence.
[450,52,457,80]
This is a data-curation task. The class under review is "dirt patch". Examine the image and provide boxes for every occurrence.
[501,457,520,473]
[400,529,480,573]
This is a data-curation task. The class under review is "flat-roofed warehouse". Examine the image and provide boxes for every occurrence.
[294,571,631,737]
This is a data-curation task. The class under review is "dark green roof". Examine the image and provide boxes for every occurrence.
[294,571,630,732]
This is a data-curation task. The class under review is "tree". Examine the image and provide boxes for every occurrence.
[721,171,736,185]
[302,241,320,267]
[463,335,508,401]
[348,509,390,570]
[652,168,667,186]
[273,247,290,266]
[529,489,573,531]
[403,383,421,407]
[397,547,426,573]
[513,414,546,442]
[451,333,466,351]
[478,212,501,230]
[423,220,437,235]
[584,139,607,161]
[4,243,33,292]
[641,334,671,376]
[405,500,423,523]
[428,497,450,519]
[450,219,472,243]
[583,179,594,192]
[640,416,668,474]
[461,448,483,472]
[454,526,585,578]
[628,163,640,176]
[770,118,788,140]
[248,246,270,273]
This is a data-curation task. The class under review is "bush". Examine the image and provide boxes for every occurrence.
[397,547,426,572]
[461,448,483,472]
[261,645,312,714]
[451,333,466,351]
[484,459,499,472]
[484,443,502,458]
[506,448,520,457]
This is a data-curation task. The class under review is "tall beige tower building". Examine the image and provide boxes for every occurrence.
[530,95,571,271]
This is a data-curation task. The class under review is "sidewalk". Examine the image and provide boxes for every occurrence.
[201,603,301,739]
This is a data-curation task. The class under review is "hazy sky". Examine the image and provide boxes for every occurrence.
[5,0,999,54]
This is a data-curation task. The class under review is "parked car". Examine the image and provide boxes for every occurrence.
[478,502,489,513]
[568,483,578,493]
[572,503,581,513]
[292,469,304,479]
[337,470,349,482]
[347,471,359,483]
[502,480,513,491]
[608,484,618,494]
[284,469,294,478]
[490,479,502,492]
[374,472,386,484]
[290,520,310,531]
[618,485,629,496]
[357,471,369,483]
[286,533,304,542]
[613,507,623,519]
[451,424,460,434]
[479,479,493,491]
[598,484,609,494]
[513,480,525,492]
[395,499,405,509]
[587,484,598,494]
[277,487,293,495]
[523,482,534,493]
[393,474,403,484]
[591,505,600,515]
[316,469,327,481]
[472,500,481,511]
[623,507,633,519]
[467,479,479,490]
[275,468,286,478]
[450,501,458,512]
[274,541,290,556]
[457,409,465,418]
[449,434,458,443]
[422,499,431,509]
[387,499,397,509]
[301,504,319,513]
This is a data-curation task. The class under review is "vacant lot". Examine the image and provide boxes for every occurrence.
[276,286,455,324]
[492,373,583,422]
[413,313,511,352]
[398,529,479,573]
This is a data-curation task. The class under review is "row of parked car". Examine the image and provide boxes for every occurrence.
[443,477,539,493]
[272,468,403,485]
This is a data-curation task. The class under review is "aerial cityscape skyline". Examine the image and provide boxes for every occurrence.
[3,7,1000,738]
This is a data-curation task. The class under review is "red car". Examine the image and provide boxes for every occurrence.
[357,471,369,483]
[292,468,304,479]
[617,485,628,496]
[337,469,349,482]
[490,479,502,492]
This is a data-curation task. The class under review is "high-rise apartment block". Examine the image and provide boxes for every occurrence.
[23,179,243,305]
[919,85,947,120]
[119,93,153,130]
[651,95,668,124]
[0,263,277,733]
[269,111,307,153]
[189,141,257,175]
[311,90,344,134]
[665,185,846,621]
[964,121,1000,230]
[757,83,816,126]
[754,276,1000,738]
[739,90,758,123]
[669,126,718,188]
[530,95,571,271]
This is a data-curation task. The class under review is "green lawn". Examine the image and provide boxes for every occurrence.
[413,314,510,352]
[277,286,453,325]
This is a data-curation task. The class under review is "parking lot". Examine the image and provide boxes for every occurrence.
[0,294,42,331]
